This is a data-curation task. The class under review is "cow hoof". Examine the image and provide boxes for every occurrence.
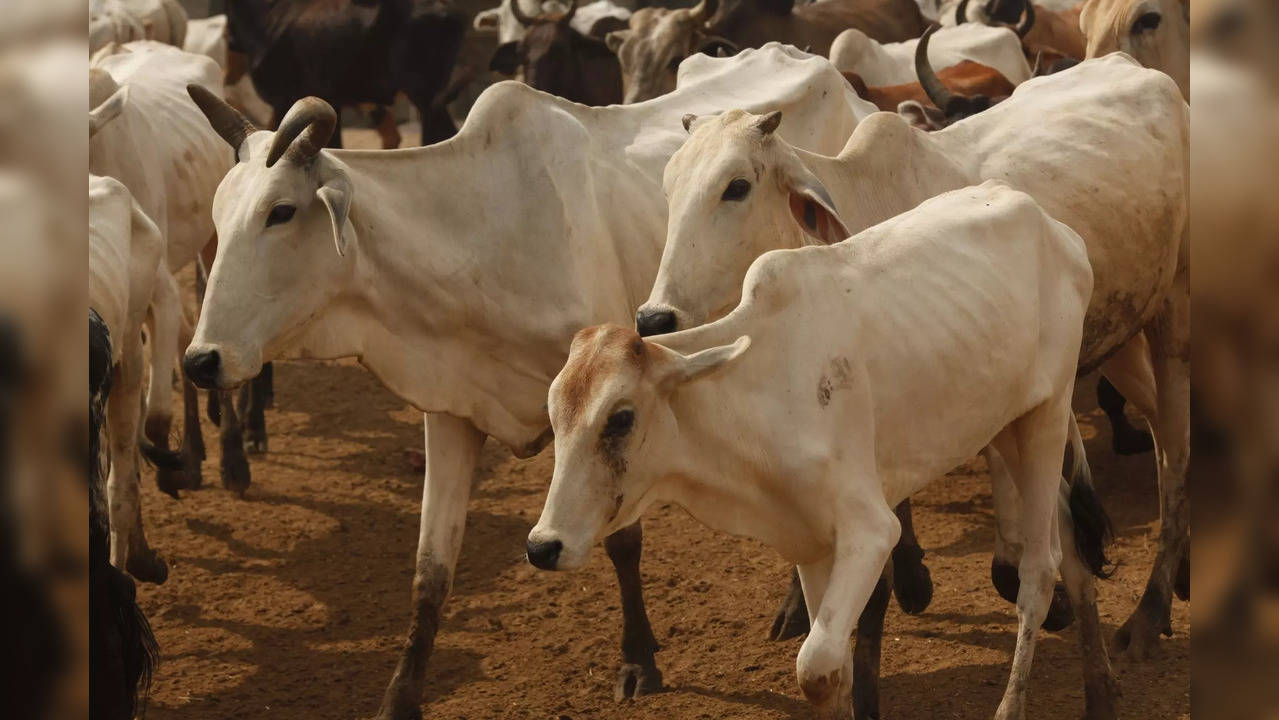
[221,455,251,497]
[614,662,662,701]
[891,546,933,615]
[990,558,1020,605]
[182,452,204,490]
[1113,604,1171,662]
[1111,426,1154,456]
[1042,582,1075,632]
[126,549,169,585]
[769,582,810,641]
[243,435,268,454]
[1174,551,1189,601]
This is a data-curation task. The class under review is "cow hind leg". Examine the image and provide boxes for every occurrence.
[239,364,271,454]
[375,413,485,720]
[604,522,664,700]
[1114,285,1190,660]
[1097,377,1154,456]
[107,346,168,585]
[852,566,892,720]
[1059,499,1119,720]
[217,390,251,496]
[144,270,187,498]
[769,568,809,641]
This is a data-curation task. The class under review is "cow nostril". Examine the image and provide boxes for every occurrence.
[635,309,678,337]
[526,539,563,570]
[183,350,221,389]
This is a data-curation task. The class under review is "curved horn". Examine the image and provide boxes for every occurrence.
[689,0,718,24]
[509,0,539,26]
[559,0,577,24]
[187,83,257,152]
[1015,0,1035,37]
[915,26,954,112]
[266,97,337,167]
[954,0,969,23]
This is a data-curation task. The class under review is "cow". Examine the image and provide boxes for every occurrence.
[90,0,189,52]
[641,54,1189,667]
[476,0,632,44]
[1079,0,1189,98]
[830,21,1030,86]
[489,0,625,105]
[952,0,1088,60]
[184,43,867,719]
[224,0,466,147]
[184,14,274,127]
[605,0,927,102]
[529,182,1113,720]
[886,26,1014,129]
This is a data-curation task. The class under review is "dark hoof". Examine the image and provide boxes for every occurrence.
[243,435,268,454]
[1174,551,1189,601]
[1113,601,1172,661]
[221,453,251,497]
[126,548,169,584]
[769,582,810,641]
[1112,426,1154,456]
[1041,582,1075,632]
[891,545,933,615]
[614,662,663,701]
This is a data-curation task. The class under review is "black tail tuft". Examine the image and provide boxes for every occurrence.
[139,438,184,472]
[110,565,159,716]
[1069,474,1115,579]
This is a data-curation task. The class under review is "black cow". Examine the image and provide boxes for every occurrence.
[226,0,467,146]
[490,0,625,106]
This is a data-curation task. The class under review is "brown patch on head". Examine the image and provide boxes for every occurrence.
[555,324,647,429]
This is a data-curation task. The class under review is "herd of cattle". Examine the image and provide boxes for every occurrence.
[87,0,1190,717]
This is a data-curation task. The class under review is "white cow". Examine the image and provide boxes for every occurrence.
[90,174,176,584]
[90,41,239,581]
[184,43,863,719]
[830,22,1032,86]
[89,0,189,52]
[1079,0,1189,98]
[475,0,631,43]
[642,53,1189,663]
[530,182,1103,720]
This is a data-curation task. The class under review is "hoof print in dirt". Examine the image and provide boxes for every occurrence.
[614,663,662,701]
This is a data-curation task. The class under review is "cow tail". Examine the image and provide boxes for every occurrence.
[1065,412,1114,579]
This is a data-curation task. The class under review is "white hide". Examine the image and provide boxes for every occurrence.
[830,23,1032,85]
[475,0,632,43]
[90,0,189,52]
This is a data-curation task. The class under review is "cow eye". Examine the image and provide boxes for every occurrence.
[1132,10,1161,33]
[602,408,634,437]
[266,204,296,227]
[721,178,751,202]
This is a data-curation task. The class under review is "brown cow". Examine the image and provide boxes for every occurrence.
[843,60,1014,113]
[955,0,1088,61]
[606,0,927,102]
[885,26,1015,130]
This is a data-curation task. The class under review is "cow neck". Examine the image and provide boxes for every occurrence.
[323,140,562,451]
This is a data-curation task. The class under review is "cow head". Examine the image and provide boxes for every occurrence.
[1079,0,1189,98]
[489,0,621,103]
[904,26,1004,130]
[637,110,848,336]
[183,86,355,390]
[528,324,749,570]
[954,0,1037,36]
[604,0,737,104]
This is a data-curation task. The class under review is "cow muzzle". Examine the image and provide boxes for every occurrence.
[635,306,678,337]
[525,538,564,570]
[183,349,222,389]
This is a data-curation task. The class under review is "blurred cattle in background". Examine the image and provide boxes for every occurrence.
[184,13,274,126]
[488,0,624,105]
[476,0,632,44]
[90,0,190,51]
[950,0,1088,63]
[831,21,1030,84]
[886,27,1015,128]
[1080,0,1188,97]
[224,0,467,146]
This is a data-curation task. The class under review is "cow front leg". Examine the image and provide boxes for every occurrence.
[375,412,485,720]
[796,499,899,720]
[145,269,188,498]
[108,342,167,584]
[769,567,809,641]
[604,521,663,700]
[217,389,251,496]
[1114,284,1190,660]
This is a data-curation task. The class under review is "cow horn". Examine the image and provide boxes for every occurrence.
[915,26,955,113]
[266,97,337,167]
[689,0,718,24]
[954,0,969,23]
[1015,0,1035,37]
[560,0,577,24]
[509,0,539,26]
[187,83,257,152]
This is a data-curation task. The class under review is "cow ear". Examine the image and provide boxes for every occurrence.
[474,8,501,32]
[656,336,751,392]
[90,85,129,137]
[316,176,354,257]
[897,99,945,131]
[781,164,849,244]
[490,42,521,75]
[605,29,630,54]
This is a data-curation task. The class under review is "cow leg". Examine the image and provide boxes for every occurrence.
[217,390,251,496]
[376,412,485,720]
[852,566,892,720]
[240,364,270,454]
[107,340,167,585]
[889,499,933,614]
[177,306,205,489]
[994,401,1070,720]
[1058,498,1119,720]
[987,444,1073,631]
[1097,377,1153,456]
[373,106,402,149]
[1113,281,1190,660]
[769,567,809,640]
[604,521,663,700]
[144,269,187,497]
[795,496,899,720]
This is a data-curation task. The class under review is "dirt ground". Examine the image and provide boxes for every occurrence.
[137,128,1188,720]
